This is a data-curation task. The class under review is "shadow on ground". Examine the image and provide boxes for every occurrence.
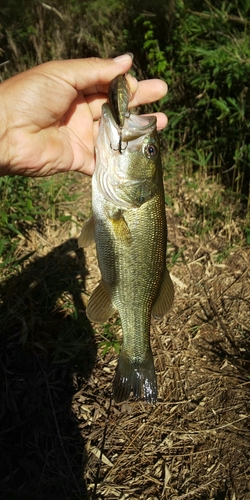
[0,238,95,500]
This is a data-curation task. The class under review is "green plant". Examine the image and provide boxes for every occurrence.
[124,1,250,216]
[0,174,81,275]
[162,2,250,209]
[98,316,121,356]
[0,176,38,271]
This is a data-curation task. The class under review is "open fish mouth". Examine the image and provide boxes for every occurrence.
[102,103,157,152]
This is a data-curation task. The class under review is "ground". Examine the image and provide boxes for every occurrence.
[0,172,250,499]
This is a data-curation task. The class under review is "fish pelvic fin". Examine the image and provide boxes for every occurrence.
[152,268,175,320]
[113,349,157,404]
[86,281,116,323]
[78,216,95,248]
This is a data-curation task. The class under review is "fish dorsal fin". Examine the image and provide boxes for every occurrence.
[152,268,175,320]
[78,216,95,248]
[86,280,116,323]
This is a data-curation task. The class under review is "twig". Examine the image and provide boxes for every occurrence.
[0,61,10,68]
[172,479,217,499]
[37,1,64,21]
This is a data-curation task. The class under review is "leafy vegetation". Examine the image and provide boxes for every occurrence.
[98,316,121,356]
[162,2,250,205]
[0,174,82,276]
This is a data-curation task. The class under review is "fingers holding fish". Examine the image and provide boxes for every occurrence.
[80,58,134,96]
[84,101,167,135]
[56,54,133,93]
[84,73,167,107]
[141,111,168,130]
[129,78,168,108]
[85,81,168,130]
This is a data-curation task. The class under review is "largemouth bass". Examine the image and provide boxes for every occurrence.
[79,76,174,403]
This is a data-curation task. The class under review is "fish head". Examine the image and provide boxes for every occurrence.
[94,103,163,208]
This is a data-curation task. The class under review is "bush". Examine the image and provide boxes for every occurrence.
[138,1,250,205]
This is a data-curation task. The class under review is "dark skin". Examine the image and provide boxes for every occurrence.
[0,54,168,178]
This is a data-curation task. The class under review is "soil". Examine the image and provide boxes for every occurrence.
[0,173,250,499]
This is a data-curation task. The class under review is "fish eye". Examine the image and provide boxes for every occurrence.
[144,143,158,158]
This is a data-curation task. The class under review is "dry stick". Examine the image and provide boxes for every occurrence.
[92,393,113,500]
[203,284,236,346]
[172,479,217,500]
[104,420,147,483]
[0,61,10,67]
[38,1,64,20]
[35,353,83,498]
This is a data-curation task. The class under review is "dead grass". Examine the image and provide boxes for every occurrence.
[0,172,250,499]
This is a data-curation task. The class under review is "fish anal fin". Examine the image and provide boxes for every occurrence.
[78,216,95,248]
[86,281,116,323]
[113,349,157,404]
[152,268,175,320]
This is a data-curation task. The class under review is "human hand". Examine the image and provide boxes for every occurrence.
[0,54,168,177]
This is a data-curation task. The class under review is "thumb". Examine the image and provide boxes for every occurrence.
[36,54,133,91]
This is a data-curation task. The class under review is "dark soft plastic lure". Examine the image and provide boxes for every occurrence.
[108,75,130,128]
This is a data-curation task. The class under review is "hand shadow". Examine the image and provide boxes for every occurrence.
[0,238,96,500]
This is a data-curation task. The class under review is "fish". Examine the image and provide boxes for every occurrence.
[78,75,174,404]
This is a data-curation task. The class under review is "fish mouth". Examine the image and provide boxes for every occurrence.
[102,103,157,144]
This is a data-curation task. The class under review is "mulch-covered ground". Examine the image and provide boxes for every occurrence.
[0,173,250,499]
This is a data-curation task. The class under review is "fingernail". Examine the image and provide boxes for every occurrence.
[113,53,133,63]
[126,52,134,61]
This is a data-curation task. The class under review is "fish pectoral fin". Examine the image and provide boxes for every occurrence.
[78,216,95,248]
[110,213,132,246]
[152,268,175,320]
[113,349,157,404]
[86,281,116,323]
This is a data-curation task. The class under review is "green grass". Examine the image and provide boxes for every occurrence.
[98,316,121,356]
[0,174,85,275]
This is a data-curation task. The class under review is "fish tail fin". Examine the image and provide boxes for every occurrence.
[113,349,157,404]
